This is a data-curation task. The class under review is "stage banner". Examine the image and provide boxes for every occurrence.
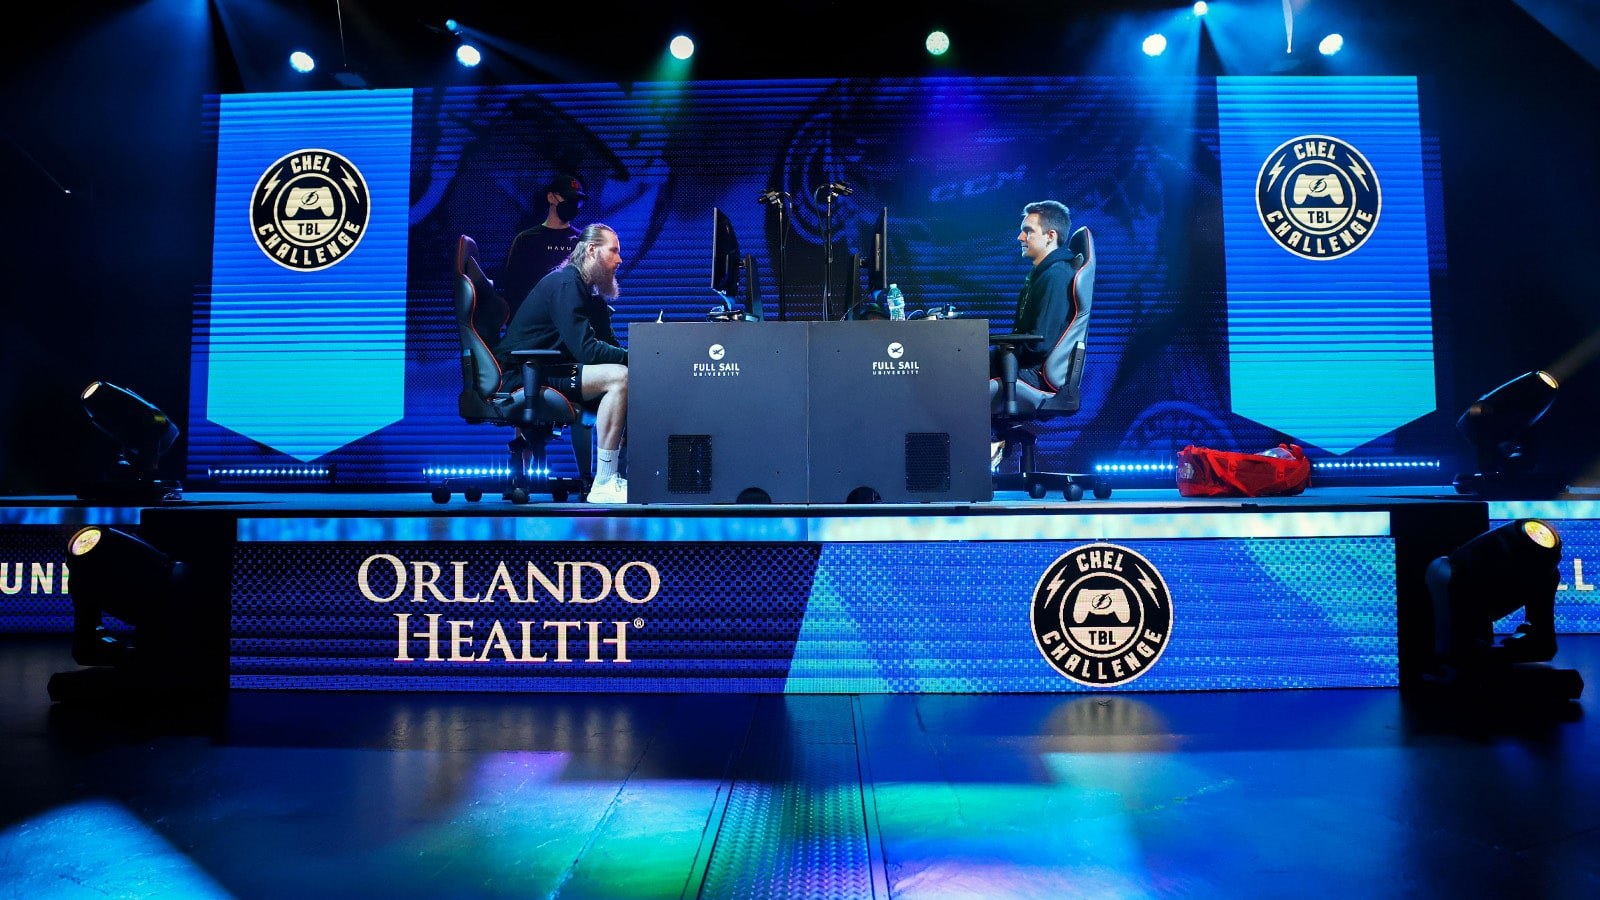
[1217,76,1435,455]
[229,519,1399,693]
[201,90,413,462]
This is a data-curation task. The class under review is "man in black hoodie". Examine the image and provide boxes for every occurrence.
[991,200,1077,469]
[1005,200,1077,394]
[496,224,629,503]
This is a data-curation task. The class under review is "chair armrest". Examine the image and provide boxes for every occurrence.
[509,350,565,427]
[990,336,1040,418]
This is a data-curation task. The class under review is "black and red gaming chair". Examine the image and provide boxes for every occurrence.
[433,234,593,504]
[990,226,1112,501]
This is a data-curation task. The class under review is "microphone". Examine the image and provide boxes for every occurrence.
[757,190,788,205]
[825,181,853,196]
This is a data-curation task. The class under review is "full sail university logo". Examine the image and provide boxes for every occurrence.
[1255,135,1381,260]
[1031,543,1173,686]
[250,149,370,271]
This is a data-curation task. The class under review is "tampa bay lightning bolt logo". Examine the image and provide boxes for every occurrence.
[1031,543,1173,687]
[250,148,371,271]
[1255,134,1381,260]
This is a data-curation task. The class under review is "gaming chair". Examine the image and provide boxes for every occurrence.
[990,226,1113,501]
[436,234,593,504]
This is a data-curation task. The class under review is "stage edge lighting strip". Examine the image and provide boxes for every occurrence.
[235,511,1389,543]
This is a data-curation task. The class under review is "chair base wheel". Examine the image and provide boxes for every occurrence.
[431,489,450,504]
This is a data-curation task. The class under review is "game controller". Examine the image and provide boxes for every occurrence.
[285,186,335,217]
[1072,587,1131,624]
[1292,173,1343,205]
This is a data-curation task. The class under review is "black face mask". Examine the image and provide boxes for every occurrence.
[556,199,581,222]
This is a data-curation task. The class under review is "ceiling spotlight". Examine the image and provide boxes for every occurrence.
[288,51,315,74]
[1142,33,1168,57]
[1319,33,1344,55]
[1193,2,1209,16]
[670,35,695,60]
[456,44,481,67]
[926,30,950,56]
[444,18,460,34]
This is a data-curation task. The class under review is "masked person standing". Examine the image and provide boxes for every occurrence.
[499,173,587,316]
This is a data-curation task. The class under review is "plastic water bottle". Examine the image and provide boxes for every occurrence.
[886,283,905,321]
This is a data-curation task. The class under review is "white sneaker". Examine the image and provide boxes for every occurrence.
[586,474,628,504]
[990,440,1006,473]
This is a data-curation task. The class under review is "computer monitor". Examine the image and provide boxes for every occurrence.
[711,207,741,302]
[866,207,889,294]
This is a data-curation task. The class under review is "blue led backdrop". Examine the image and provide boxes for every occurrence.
[193,75,1451,487]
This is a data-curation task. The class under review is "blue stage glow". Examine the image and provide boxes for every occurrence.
[0,801,232,897]
[288,51,314,74]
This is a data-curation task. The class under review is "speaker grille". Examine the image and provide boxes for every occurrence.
[667,434,713,494]
[905,432,951,493]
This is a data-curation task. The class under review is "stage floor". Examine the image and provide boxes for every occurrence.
[2,633,1597,898]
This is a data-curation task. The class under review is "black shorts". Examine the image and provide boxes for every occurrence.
[502,361,590,408]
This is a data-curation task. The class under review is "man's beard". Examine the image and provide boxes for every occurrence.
[581,257,621,299]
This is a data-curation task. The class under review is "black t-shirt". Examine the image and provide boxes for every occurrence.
[499,223,580,311]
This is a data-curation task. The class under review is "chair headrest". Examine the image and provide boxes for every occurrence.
[456,234,479,277]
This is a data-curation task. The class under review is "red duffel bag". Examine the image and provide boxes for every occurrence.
[1176,444,1311,498]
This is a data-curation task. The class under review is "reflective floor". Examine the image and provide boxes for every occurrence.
[2,636,1598,898]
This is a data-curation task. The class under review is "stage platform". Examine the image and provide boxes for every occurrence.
[5,487,1599,696]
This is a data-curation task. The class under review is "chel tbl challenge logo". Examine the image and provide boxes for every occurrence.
[1255,135,1381,260]
[250,149,371,271]
[1031,543,1173,687]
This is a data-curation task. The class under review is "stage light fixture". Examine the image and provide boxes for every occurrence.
[288,50,315,73]
[1142,33,1168,57]
[445,18,460,33]
[1193,2,1209,16]
[1453,370,1562,498]
[670,35,695,61]
[79,381,182,503]
[926,30,950,56]
[456,44,481,67]
[1318,33,1344,55]
[64,527,185,664]
[50,526,207,706]
[1424,519,1583,703]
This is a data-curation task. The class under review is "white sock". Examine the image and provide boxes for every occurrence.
[596,448,620,481]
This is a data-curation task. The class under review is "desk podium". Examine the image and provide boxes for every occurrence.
[807,319,991,503]
[629,320,991,504]
[630,322,810,503]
